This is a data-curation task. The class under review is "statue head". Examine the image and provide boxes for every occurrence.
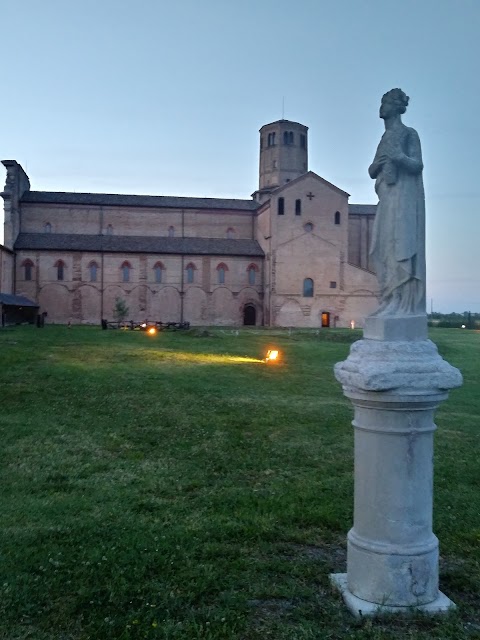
[380,88,409,119]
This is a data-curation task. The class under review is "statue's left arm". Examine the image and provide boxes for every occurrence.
[391,128,423,175]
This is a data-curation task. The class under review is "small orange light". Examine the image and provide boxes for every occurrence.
[265,349,279,363]
[148,327,156,335]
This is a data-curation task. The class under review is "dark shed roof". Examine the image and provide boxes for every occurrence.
[349,203,377,215]
[0,293,38,307]
[15,233,265,257]
[21,191,260,212]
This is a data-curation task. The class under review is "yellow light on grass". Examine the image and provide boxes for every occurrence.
[265,349,279,364]
[148,327,157,335]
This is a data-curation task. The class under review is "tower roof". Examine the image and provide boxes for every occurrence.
[259,119,308,131]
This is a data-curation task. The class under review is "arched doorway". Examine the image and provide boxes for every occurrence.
[243,304,256,326]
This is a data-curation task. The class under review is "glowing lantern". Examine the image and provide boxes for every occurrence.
[265,349,279,364]
[148,327,157,335]
[350,320,355,330]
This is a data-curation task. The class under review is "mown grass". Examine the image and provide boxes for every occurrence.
[0,325,478,639]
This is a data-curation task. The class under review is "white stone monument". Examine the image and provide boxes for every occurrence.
[331,89,462,616]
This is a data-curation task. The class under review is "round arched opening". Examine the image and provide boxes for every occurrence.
[243,304,256,326]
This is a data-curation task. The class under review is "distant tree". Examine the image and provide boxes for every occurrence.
[428,310,480,329]
[113,297,129,323]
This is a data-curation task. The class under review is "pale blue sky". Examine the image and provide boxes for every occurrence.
[2,0,479,312]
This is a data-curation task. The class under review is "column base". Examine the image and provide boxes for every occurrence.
[330,574,456,618]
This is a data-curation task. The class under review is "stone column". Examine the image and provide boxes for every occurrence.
[331,316,462,616]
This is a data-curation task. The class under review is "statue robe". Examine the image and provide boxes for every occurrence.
[369,124,426,315]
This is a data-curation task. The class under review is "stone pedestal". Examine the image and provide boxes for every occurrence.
[331,317,462,616]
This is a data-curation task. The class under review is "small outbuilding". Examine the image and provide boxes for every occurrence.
[0,293,38,326]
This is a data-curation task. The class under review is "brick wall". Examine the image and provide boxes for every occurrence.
[15,250,263,325]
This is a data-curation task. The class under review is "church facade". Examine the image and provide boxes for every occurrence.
[1,119,378,327]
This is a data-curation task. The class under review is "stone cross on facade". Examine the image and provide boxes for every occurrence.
[330,89,462,617]
[306,191,315,200]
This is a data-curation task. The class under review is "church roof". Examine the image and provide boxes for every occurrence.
[15,233,265,257]
[348,203,377,215]
[259,171,350,201]
[21,191,259,212]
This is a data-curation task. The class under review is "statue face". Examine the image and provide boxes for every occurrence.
[379,99,396,120]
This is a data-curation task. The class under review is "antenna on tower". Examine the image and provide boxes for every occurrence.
[282,97,285,120]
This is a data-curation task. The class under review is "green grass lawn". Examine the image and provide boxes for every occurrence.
[0,325,478,640]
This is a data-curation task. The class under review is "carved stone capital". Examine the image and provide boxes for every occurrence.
[335,338,462,396]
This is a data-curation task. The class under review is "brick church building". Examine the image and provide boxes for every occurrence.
[1,119,377,327]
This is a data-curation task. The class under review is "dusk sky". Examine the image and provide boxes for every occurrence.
[2,0,479,312]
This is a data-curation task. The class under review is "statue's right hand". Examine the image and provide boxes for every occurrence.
[369,156,385,178]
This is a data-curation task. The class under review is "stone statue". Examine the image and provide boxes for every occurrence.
[332,90,462,618]
[369,89,426,316]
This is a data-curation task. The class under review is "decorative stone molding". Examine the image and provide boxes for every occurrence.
[335,337,462,395]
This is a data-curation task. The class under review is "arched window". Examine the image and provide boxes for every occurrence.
[247,263,259,286]
[226,227,235,239]
[153,261,164,284]
[303,278,314,297]
[44,222,52,233]
[267,132,276,146]
[55,259,66,281]
[295,199,302,215]
[300,134,306,149]
[22,259,34,281]
[121,261,132,283]
[168,226,175,238]
[283,131,294,145]
[185,262,196,284]
[216,262,228,284]
[106,224,113,235]
[277,197,284,216]
[334,211,341,225]
[88,261,99,282]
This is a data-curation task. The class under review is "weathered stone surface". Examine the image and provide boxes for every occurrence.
[332,337,462,615]
[335,338,462,394]
[368,89,426,317]
[330,574,455,617]
[363,314,427,341]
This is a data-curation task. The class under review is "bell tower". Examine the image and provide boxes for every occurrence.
[253,119,308,202]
